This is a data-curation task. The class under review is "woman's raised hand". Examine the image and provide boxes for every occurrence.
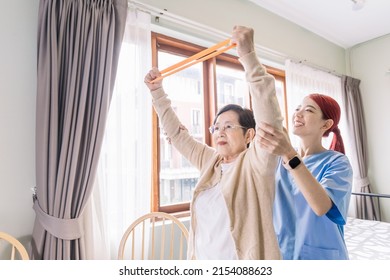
[144,67,163,91]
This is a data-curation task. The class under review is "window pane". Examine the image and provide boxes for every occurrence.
[216,65,248,110]
[158,51,203,206]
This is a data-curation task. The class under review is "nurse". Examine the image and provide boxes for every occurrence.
[257,93,353,259]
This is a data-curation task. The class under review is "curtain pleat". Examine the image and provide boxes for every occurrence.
[32,0,127,260]
[341,76,380,220]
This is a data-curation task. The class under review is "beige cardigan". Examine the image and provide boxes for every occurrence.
[150,51,283,260]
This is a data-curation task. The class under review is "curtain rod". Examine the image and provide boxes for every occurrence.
[128,0,342,77]
[128,1,287,63]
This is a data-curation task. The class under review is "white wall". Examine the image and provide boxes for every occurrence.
[0,0,39,252]
[348,35,390,222]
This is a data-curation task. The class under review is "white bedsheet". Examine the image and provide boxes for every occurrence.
[345,217,390,260]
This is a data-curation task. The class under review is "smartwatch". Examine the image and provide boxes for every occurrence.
[282,155,302,170]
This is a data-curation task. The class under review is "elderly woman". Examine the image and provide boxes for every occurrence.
[257,93,353,259]
[144,26,283,260]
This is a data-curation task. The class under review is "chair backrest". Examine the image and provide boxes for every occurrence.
[118,212,188,260]
[0,231,29,260]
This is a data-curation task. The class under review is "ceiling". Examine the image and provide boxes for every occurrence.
[248,0,390,49]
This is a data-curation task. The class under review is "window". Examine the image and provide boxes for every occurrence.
[151,33,287,214]
[191,109,201,134]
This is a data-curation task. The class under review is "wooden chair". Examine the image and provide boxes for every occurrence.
[118,212,188,260]
[0,231,29,260]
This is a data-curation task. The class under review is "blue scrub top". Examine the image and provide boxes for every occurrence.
[273,150,353,260]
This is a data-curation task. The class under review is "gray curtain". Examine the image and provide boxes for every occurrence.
[32,0,127,259]
[341,76,379,220]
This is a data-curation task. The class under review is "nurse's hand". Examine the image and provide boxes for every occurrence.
[256,122,297,161]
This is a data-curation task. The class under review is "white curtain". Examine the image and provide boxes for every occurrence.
[84,9,152,259]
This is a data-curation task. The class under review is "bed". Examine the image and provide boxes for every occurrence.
[344,192,390,260]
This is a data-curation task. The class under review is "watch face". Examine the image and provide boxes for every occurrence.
[289,156,301,169]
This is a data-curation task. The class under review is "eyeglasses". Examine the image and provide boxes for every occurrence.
[209,124,248,134]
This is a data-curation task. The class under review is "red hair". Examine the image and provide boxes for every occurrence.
[308,93,345,154]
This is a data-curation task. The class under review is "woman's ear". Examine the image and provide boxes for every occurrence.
[246,128,256,144]
[322,119,334,131]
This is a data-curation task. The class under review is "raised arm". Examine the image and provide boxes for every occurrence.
[231,26,283,130]
[144,68,215,170]
[232,26,283,168]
